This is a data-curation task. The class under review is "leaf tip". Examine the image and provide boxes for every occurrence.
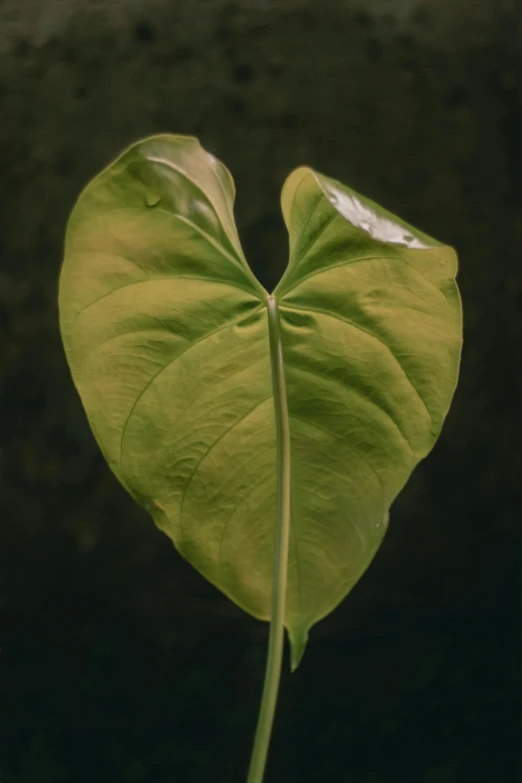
[288,626,309,673]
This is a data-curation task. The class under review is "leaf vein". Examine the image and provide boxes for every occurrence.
[283,253,450,308]
[152,355,269,471]
[282,303,432,426]
[179,395,273,543]
[293,207,339,268]
[289,412,385,511]
[71,274,260,330]
[118,306,265,461]
[285,361,413,455]
[218,442,276,572]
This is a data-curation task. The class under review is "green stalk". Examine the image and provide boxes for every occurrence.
[246,294,291,783]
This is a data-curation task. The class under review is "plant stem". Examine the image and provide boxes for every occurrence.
[246,294,291,783]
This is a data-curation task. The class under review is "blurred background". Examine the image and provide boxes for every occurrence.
[1,0,521,781]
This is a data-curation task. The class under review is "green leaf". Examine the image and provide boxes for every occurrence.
[59,134,462,671]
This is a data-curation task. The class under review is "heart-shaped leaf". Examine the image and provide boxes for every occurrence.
[59,135,462,670]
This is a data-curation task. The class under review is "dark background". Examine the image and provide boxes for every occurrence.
[1,1,521,781]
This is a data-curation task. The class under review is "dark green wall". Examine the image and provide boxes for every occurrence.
[0,1,521,780]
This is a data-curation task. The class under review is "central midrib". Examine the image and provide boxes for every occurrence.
[245,294,292,781]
